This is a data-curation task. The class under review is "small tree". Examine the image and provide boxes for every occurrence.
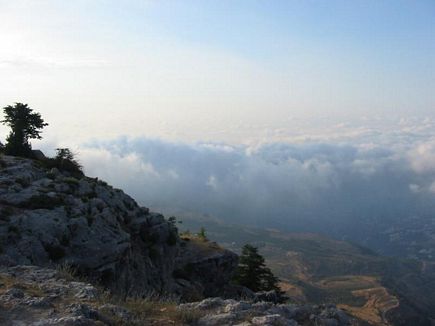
[1,103,48,157]
[197,227,207,241]
[233,244,281,292]
[54,148,83,176]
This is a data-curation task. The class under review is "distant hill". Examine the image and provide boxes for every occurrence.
[155,207,435,326]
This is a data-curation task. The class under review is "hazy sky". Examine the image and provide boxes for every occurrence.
[1,0,434,145]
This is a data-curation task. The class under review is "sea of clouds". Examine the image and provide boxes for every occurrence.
[70,117,435,245]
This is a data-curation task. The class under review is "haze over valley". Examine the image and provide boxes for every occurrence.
[1,1,435,325]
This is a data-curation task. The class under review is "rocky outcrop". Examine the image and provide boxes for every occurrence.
[0,155,237,300]
[0,265,355,326]
[0,265,105,325]
[180,297,353,326]
[174,238,239,300]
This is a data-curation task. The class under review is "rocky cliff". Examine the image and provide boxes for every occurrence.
[0,155,237,300]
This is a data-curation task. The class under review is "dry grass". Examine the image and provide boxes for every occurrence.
[0,273,45,300]
[181,235,225,256]
[98,296,205,325]
[56,262,80,281]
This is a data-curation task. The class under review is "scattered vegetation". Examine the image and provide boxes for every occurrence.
[98,295,204,326]
[39,148,84,178]
[55,148,83,174]
[56,262,79,281]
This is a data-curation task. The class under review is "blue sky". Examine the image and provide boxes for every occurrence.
[0,0,434,144]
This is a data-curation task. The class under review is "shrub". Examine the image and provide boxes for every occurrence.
[39,148,84,178]
[56,263,79,281]
[174,308,204,324]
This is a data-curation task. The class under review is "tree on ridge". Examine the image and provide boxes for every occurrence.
[1,103,48,157]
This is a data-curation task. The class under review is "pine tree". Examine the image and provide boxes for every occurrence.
[233,244,281,292]
[1,103,48,157]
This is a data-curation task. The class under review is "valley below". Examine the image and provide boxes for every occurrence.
[161,209,435,326]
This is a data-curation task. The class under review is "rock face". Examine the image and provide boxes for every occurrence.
[0,155,237,299]
[180,297,353,326]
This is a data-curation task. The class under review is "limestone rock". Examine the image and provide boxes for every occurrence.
[0,155,237,299]
[180,298,354,326]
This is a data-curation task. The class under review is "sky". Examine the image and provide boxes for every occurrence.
[1,1,435,246]
[0,0,434,145]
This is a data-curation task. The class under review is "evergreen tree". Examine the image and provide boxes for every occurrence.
[233,244,281,292]
[1,103,48,157]
[54,148,83,175]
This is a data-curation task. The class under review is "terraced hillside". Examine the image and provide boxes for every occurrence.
[158,209,435,326]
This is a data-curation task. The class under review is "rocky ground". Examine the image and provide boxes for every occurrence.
[0,265,355,325]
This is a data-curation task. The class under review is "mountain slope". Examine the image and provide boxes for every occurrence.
[163,209,435,326]
[0,155,237,300]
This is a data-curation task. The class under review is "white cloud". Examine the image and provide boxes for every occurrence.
[409,184,421,193]
[71,133,435,239]
[409,141,435,174]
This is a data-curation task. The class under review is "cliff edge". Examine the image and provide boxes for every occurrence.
[0,155,237,300]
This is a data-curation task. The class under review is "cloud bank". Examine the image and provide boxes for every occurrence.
[77,131,435,245]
